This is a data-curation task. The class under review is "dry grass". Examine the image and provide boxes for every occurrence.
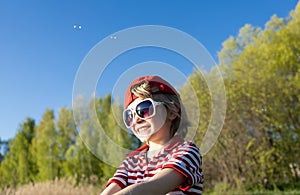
[0,178,103,195]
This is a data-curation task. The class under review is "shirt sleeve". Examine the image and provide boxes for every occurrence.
[106,159,129,189]
[162,143,204,191]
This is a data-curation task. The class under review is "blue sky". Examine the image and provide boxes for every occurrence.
[0,0,298,140]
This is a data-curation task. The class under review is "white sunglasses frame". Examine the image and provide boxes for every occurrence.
[123,98,164,128]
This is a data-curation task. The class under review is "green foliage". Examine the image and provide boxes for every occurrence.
[31,109,60,181]
[1,2,300,193]
[0,95,138,189]
[198,1,300,192]
[56,107,77,178]
[0,118,35,188]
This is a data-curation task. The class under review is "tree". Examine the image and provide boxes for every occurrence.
[200,2,300,191]
[0,118,35,188]
[31,109,59,181]
[56,107,77,178]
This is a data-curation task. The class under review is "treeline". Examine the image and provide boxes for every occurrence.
[197,2,300,191]
[0,94,138,189]
[1,2,300,192]
[0,139,9,162]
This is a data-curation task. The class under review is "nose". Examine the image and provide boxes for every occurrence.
[132,112,143,126]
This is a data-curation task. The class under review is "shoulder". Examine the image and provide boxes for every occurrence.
[171,140,201,156]
[166,140,202,167]
[182,141,201,155]
[126,144,148,157]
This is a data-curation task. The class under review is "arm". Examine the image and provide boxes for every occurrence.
[101,182,122,195]
[114,168,185,195]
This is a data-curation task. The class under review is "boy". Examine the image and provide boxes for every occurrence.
[101,75,203,194]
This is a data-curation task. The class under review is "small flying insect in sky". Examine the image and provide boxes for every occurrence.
[73,24,82,30]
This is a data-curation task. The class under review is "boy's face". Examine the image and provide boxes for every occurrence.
[126,97,168,142]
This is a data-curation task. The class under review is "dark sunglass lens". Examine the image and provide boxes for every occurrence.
[124,110,133,126]
[136,100,154,118]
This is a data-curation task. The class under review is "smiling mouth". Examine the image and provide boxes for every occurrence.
[136,126,150,134]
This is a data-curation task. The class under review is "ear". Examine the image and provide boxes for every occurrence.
[168,109,179,121]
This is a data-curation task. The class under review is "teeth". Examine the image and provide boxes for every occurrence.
[137,127,149,133]
[139,127,147,131]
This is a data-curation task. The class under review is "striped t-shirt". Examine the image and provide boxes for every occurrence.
[106,136,204,194]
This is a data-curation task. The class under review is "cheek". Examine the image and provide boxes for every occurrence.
[151,106,168,130]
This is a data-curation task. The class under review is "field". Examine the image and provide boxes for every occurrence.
[0,178,103,195]
[1,181,300,195]
[206,190,300,195]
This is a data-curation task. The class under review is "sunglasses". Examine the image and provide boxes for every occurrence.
[123,98,164,128]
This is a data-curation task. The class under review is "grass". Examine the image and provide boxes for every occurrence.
[205,188,300,195]
[206,191,300,195]
[0,178,103,195]
[1,180,300,195]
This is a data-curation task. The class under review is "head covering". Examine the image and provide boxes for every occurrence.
[124,75,178,108]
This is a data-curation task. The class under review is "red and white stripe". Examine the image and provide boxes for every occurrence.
[106,136,204,194]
